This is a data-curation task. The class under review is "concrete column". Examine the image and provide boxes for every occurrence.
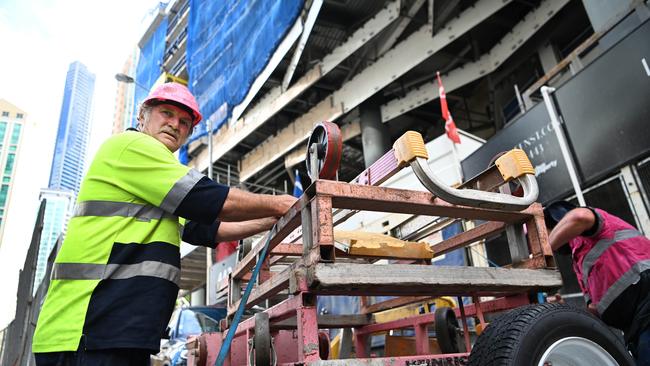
[191,287,206,306]
[537,43,560,74]
[360,95,391,168]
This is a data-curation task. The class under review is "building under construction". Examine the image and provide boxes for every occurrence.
[5,0,650,364]
[121,0,650,302]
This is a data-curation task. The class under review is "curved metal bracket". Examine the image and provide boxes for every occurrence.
[410,157,539,211]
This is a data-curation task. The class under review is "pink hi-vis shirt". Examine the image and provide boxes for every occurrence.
[569,208,650,315]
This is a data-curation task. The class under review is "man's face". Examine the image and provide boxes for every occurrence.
[139,103,193,152]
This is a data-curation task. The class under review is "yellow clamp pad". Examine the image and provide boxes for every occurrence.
[495,149,535,182]
[393,131,428,168]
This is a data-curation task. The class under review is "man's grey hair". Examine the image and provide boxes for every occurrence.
[136,102,154,131]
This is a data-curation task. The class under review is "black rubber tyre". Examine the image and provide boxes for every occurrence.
[468,303,634,366]
[435,306,464,353]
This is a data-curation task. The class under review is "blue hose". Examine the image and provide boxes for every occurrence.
[215,225,275,366]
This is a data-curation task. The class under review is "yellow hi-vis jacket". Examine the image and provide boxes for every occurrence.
[32,131,226,352]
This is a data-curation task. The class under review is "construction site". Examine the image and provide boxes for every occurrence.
[3,0,650,364]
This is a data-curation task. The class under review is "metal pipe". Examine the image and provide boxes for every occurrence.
[540,86,586,206]
[207,119,213,180]
[206,118,214,305]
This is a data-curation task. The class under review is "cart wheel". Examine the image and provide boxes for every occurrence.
[253,312,272,365]
[318,331,330,360]
[434,306,465,353]
[305,121,342,180]
[237,239,252,261]
[468,303,634,366]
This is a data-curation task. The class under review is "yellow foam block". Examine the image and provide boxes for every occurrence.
[393,131,428,168]
[334,230,434,259]
[495,149,535,181]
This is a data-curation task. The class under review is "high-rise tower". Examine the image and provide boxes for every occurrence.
[48,61,96,196]
[0,99,27,243]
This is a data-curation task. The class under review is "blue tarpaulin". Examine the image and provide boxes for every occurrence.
[186,0,304,144]
[133,9,168,129]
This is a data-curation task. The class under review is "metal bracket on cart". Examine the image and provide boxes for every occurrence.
[393,131,539,211]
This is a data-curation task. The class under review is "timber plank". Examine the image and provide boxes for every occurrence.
[310,263,561,297]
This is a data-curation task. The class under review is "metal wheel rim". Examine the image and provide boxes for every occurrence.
[248,340,277,366]
[305,121,342,180]
[537,336,619,366]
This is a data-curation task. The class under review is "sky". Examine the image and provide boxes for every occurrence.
[0,0,162,330]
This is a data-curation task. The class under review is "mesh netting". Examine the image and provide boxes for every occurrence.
[186,0,304,144]
[132,10,169,129]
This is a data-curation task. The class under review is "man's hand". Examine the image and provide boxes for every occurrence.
[273,194,298,217]
[216,217,279,242]
[587,302,599,317]
[219,190,297,221]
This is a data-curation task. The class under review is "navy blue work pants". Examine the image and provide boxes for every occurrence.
[34,348,151,366]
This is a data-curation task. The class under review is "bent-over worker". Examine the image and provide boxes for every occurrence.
[545,201,650,364]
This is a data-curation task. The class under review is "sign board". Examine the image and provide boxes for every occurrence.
[461,102,575,204]
[556,19,650,183]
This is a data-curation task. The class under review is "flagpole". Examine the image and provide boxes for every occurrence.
[451,139,463,185]
[436,71,464,185]
[541,86,586,206]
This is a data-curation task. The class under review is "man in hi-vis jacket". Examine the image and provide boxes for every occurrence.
[33,83,297,365]
[546,201,650,364]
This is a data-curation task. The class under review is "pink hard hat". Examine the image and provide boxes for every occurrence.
[143,82,202,126]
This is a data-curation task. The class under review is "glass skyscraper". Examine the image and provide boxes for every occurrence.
[48,61,96,196]
[0,99,26,243]
[33,61,95,288]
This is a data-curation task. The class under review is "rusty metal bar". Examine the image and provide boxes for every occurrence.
[301,353,470,365]
[361,296,432,314]
[459,164,506,192]
[355,295,532,337]
[430,220,505,258]
[233,294,304,337]
[228,262,297,317]
[456,294,530,317]
[313,196,334,262]
[272,314,371,330]
[297,304,320,362]
[525,203,554,258]
[271,243,304,256]
[415,323,429,355]
[315,180,535,223]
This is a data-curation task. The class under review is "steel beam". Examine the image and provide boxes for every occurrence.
[282,0,323,90]
[372,0,426,58]
[381,0,570,122]
[238,0,512,182]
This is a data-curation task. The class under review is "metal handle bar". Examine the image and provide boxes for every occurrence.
[410,157,539,211]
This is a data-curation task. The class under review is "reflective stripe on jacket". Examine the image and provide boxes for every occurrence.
[570,208,650,314]
[32,131,203,353]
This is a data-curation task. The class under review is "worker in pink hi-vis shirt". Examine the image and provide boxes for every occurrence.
[545,201,650,364]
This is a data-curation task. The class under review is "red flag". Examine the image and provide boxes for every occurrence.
[436,71,461,144]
